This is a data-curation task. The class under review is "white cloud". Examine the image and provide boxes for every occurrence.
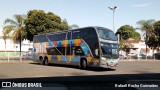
[132,3,152,7]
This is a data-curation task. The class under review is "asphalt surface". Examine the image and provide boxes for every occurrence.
[0,60,160,90]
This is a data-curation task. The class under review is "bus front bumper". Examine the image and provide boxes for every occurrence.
[100,59,119,68]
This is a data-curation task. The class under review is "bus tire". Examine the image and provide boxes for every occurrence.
[44,57,49,66]
[80,59,87,69]
[39,57,44,65]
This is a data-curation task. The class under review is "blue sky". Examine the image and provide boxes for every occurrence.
[0,0,160,33]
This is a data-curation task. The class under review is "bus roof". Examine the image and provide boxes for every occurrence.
[33,26,112,37]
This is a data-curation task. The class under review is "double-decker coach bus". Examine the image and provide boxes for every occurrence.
[33,26,119,69]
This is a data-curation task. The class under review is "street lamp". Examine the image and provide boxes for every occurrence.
[108,6,117,32]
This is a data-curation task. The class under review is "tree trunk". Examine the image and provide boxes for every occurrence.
[19,33,22,61]
[153,48,155,60]
[5,40,6,56]
[146,32,147,60]
[146,43,147,60]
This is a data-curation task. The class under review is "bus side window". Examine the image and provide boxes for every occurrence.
[55,34,62,41]
[72,31,80,39]
[67,32,71,40]
[62,33,67,40]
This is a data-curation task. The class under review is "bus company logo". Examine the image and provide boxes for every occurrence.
[2,82,11,87]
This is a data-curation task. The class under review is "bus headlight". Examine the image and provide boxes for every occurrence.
[101,57,106,61]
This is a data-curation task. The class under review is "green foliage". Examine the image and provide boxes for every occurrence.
[154,20,160,35]
[116,25,140,51]
[116,25,141,40]
[136,19,155,32]
[25,10,70,41]
[132,32,141,40]
[147,20,160,49]
[118,40,133,51]
[147,35,159,49]
[136,19,158,50]
[4,15,26,42]
[61,19,70,30]
[3,14,26,55]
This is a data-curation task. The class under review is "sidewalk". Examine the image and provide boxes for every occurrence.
[119,59,160,62]
[0,60,34,63]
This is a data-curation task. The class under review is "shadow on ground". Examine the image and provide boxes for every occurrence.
[0,73,160,90]
[30,62,116,72]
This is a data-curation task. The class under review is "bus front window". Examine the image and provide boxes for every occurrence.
[101,43,119,59]
[98,29,117,41]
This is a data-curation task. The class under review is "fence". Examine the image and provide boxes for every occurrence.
[0,52,32,61]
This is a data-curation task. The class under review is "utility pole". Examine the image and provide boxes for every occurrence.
[108,6,117,32]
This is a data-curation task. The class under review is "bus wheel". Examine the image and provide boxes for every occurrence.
[80,59,87,69]
[40,57,44,65]
[44,57,49,66]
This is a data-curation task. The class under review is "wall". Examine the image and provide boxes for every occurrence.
[0,36,32,52]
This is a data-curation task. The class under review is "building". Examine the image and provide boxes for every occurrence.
[119,38,157,56]
[0,31,32,52]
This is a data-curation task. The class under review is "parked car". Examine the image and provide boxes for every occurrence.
[128,53,137,57]
[141,53,153,59]
[153,53,160,60]
[22,52,28,56]
[22,51,33,60]
[133,54,146,59]
[119,54,127,60]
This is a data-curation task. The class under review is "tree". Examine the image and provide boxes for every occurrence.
[61,19,79,29]
[116,25,141,40]
[119,40,133,51]
[136,19,155,40]
[61,19,70,30]
[147,20,160,50]
[136,19,156,59]
[25,10,69,41]
[4,14,26,56]
[69,24,79,29]
[2,31,7,55]
[116,25,140,53]
[2,25,15,55]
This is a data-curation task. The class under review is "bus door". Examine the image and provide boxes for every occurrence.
[66,31,72,63]
[72,31,82,63]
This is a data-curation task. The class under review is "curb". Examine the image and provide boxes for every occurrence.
[119,60,160,62]
[0,60,34,63]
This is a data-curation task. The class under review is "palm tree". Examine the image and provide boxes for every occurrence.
[136,19,156,59]
[2,25,15,56]
[136,19,155,40]
[4,14,26,57]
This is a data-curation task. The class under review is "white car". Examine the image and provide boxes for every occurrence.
[22,51,33,60]
[128,53,137,56]
[119,54,127,59]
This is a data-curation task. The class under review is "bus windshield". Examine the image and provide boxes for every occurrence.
[101,42,119,59]
[98,29,117,41]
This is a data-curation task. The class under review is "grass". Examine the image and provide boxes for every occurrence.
[0,52,20,57]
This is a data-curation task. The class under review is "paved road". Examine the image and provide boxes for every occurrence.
[0,61,160,79]
[0,61,160,89]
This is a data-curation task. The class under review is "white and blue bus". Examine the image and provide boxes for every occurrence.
[33,26,119,69]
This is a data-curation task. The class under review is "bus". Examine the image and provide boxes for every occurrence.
[33,26,119,69]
